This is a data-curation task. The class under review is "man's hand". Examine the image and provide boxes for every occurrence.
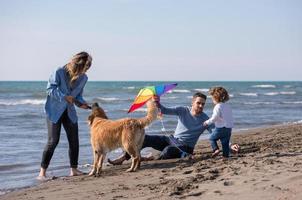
[65,96,75,104]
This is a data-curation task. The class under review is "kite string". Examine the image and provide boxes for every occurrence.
[158,110,191,157]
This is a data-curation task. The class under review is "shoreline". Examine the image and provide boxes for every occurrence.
[1,123,302,199]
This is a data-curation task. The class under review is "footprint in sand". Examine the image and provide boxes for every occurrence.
[223,181,234,186]
[183,170,193,174]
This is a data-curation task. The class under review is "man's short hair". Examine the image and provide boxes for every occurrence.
[193,92,207,100]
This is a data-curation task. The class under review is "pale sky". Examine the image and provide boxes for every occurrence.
[1,0,301,81]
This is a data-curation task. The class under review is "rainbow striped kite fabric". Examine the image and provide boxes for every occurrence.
[128,83,177,113]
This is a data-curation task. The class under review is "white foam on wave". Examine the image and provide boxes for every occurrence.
[135,108,148,112]
[244,102,275,105]
[239,93,258,97]
[96,97,120,101]
[262,91,296,96]
[280,91,296,95]
[264,92,279,96]
[123,86,135,90]
[0,99,45,106]
[284,85,292,88]
[284,120,302,125]
[283,101,302,104]
[252,84,276,88]
[79,164,92,168]
[172,89,191,93]
[194,88,209,93]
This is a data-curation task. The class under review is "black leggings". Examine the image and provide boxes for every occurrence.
[41,110,79,169]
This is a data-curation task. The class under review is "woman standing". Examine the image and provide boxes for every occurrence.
[38,52,92,179]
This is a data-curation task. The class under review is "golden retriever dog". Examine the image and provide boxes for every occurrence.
[88,99,158,176]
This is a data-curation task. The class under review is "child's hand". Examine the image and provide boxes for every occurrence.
[203,122,208,127]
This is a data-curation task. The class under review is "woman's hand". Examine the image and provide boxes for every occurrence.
[65,96,75,104]
[79,103,90,109]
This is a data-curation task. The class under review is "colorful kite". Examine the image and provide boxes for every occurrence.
[128,83,177,113]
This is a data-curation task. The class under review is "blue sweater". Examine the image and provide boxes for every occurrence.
[159,104,213,148]
[45,66,88,123]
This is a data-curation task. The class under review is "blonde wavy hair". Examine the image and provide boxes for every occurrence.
[209,86,230,103]
[66,52,92,85]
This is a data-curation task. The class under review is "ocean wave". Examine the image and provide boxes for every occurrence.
[280,91,296,95]
[283,101,302,104]
[16,113,42,118]
[0,99,45,106]
[283,120,302,125]
[252,84,276,88]
[123,86,135,90]
[239,93,258,97]
[262,91,296,96]
[0,163,28,171]
[244,102,276,105]
[263,92,279,96]
[194,88,209,93]
[172,89,191,93]
[132,108,148,112]
[95,97,120,102]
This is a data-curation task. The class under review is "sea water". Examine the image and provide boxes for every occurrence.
[0,81,301,194]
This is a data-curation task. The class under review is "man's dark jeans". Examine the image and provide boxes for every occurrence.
[124,134,193,160]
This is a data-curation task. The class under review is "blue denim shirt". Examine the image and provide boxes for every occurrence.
[159,104,213,148]
[45,66,88,123]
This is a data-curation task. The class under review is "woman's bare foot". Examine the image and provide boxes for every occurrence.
[70,168,84,176]
[37,167,47,180]
[212,149,220,158]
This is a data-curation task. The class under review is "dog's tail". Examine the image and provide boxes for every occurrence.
[137,99,158,127]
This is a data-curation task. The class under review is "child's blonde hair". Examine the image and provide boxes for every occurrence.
[209,86,229,103]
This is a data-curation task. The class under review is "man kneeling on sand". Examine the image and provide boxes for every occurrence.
[109,92,216,165]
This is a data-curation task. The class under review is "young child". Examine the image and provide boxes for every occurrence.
[203,86,234,158]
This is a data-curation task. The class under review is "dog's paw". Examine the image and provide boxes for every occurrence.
[94,171,103,177]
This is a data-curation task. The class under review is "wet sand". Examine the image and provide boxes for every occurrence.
[1,124,302,200]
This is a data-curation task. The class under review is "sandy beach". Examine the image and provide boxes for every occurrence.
[1,123,302,200]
